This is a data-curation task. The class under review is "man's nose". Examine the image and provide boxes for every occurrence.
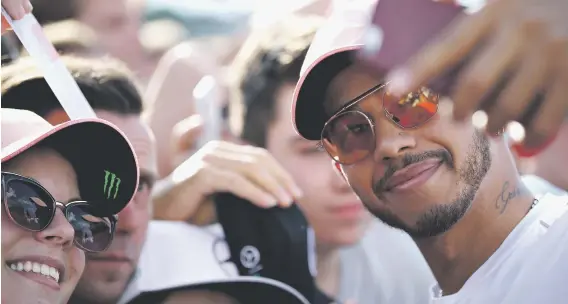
[116,199,146,231]
[372,119,417,163]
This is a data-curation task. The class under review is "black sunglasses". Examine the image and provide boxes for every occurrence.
[1,172,117,252]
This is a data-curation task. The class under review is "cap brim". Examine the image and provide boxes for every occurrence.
[127,221,310,304]
[1,118,138,216]
[129,276,310,304]
[293,46,360,140]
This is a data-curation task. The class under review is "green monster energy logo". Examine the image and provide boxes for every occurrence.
[103,170,121,199]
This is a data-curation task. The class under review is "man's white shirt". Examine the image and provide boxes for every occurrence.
[522,175,566,197]
[430,193,568,304]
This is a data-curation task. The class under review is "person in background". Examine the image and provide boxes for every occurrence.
[1,107,138,304]
[1,55,310,304]
[138,18,188,67]
[155,14,435,303]
[27,19,101,56]
[142,0,332,179]
[229,14,434,303]
[2,56,156,304]
[142,36,233,178]
[249,0,332,29]
[29,0,77,25]
[146,45,302,225]
[77,0,152,80]
[30,0,152,81]
[1,33,20,64]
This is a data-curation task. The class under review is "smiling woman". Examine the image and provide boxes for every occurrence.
[1,109,137,303]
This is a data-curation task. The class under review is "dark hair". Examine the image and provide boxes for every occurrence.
[1,34,20,65]
[1,55,143,117]
[31,0,81,25]
[229,15,323,147]
[25,19,98,56]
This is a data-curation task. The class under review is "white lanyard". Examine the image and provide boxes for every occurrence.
[1,9,96,120]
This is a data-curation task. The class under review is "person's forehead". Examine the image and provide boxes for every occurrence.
[5,148,80,199]
[95,110,158,176]
[274,83,315,145]
[5,147,65,169]
[83,0,127,14]
[324,66,381,114]
[274,83,296,125]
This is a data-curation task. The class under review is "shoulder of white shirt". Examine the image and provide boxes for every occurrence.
[118,221,235,304]
[522,175,567,198]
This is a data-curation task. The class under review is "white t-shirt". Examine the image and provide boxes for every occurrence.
[522,175,566,197]
[118,222,235,304]
[430,193,568,304]
[338,220,435,304]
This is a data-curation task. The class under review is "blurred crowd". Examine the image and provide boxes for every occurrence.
[1,0,567,303]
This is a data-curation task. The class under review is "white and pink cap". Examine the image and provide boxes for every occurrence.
[292,0,377,140]
[1,109,140,217]
[1,10,139,216]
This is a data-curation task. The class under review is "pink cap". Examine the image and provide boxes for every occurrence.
[2,108,139,216]
[292,0,377,140]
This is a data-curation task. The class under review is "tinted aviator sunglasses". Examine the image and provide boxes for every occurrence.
[1,172,117,252]
[320,83,439,165]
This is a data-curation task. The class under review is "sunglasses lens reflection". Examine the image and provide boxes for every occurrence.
[321,87,439,165]
[4,180,55,231]
[67,204,113,252]
[383,87,439,128]
[322,111,375,165]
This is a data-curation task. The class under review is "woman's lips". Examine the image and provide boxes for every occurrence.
[386,159,443,192]
[6,262,61,290]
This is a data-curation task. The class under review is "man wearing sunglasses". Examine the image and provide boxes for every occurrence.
[292,3,568,304]
[222,14,434,304]
[1,108,138,304]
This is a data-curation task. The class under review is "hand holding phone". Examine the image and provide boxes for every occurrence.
[357,0,466,81]
[358,0,568,156]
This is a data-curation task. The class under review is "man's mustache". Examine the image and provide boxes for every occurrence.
[373,149,453,194]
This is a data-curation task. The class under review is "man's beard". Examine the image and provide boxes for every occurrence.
[360,130,492,238]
